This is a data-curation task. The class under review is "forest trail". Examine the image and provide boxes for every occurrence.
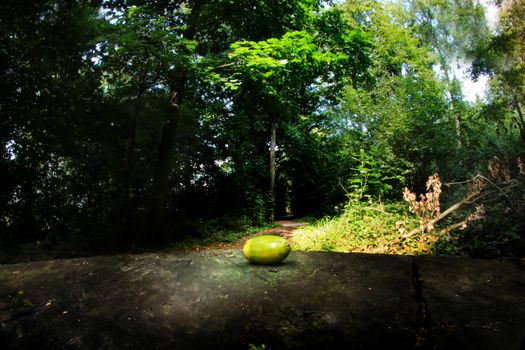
[192,219,309,252]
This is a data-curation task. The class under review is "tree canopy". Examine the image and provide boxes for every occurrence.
[1,0,523,259]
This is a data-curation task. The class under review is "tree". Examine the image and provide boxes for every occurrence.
[0,0,104,243]
[335,1,457,194]
[226,9,372,218]
[407,0,489,147]
[471,0,525,143]
[94,0,337,235]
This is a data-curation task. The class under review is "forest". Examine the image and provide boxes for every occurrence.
[1,0,524,262]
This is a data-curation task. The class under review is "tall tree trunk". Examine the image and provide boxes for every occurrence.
[120,98,139,235]
[454,111,462,148]
[512,95,525,143]
[445,72,463,149]
[151,74,185,236]
[150,1,203,239]
[269,117,277,222]
[120,82,148,237]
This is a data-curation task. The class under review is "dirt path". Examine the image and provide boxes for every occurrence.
[192,220,309,252]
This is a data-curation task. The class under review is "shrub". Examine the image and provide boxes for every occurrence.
[292,157,525,258]
[290,200,423,254]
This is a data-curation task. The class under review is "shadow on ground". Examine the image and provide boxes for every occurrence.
[0,251,524,349]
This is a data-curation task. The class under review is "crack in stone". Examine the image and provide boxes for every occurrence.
[412,257,432,349]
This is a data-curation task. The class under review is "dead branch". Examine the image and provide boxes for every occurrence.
[445,174,514,204]
[213,61,237,69]
[476,175,513,204]
[394,190,481,242]
[440,208,485,235]
[338,181,351,197]
[432,190,480,225]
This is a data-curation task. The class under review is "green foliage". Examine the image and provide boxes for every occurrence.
[165,219,277,252]
[336,0,472,191]
[1,0,523,260]
[248,344,267,350]
[0,0,106,243]
[222,8,373,219]
[471,0,525,143]
[453,157,525,258]
[290,200,422,254]
[345,148,408,201]
[291,162,525,258]
[408,0,489,67]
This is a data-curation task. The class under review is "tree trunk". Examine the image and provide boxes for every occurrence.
[454,112,462,148]
[120,82,148,237]
[120,99,139,234]
[512,95,525,143]
[151,74,185,237]
[150,1,203,239]
[269,118,277,222]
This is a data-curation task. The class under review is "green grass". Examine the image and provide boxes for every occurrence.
[165,221,278,251]
[290,200,426,254]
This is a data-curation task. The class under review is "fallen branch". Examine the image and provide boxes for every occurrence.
[440,208,485,235]
[431,191,480,226]
[445,174,514,205]
[394,190,481,242]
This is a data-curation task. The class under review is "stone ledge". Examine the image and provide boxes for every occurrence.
[0,252,523,349]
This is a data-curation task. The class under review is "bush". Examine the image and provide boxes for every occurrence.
[454,156,525,258]
[290,200,424,254]
[292,158,525,258]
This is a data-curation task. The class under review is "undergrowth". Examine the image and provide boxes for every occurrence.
[165,221,277,251]
[290,200,428,255]
[291,156,525,257]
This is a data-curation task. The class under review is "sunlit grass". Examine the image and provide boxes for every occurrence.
[290,200,424,254]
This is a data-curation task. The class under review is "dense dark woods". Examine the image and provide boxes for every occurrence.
[1,0,523,261]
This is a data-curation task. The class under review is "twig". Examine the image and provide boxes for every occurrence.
[432,191,480,224]
[475,175,513,204]
[364,206,388,215]
[213,61,237,69]
[338,181,351,197]
[440,219,475,235]
[444,174,488,186]
[444,174,513,205]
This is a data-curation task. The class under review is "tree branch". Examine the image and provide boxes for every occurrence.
[432,190,480,224]
[395,190,481,242]
[213,61,237,69]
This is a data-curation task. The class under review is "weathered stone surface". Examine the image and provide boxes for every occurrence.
[0,252,523,349]
[414,256,525,350]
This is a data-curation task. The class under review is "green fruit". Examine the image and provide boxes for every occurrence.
[242,235,291,264]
